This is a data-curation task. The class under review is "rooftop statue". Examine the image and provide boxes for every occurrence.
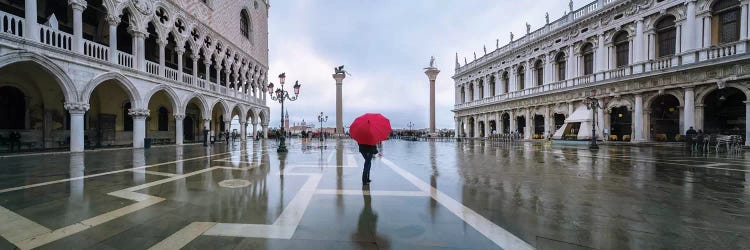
[429,56,435,68]
[569,0,574,12]
[545,12,549,24]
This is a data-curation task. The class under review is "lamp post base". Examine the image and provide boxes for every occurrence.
[277,136,288,153]
[589,141,599,150]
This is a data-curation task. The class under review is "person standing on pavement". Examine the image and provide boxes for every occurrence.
[358,143,378,185]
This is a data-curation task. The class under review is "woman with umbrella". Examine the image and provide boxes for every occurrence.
[349,113,392,185]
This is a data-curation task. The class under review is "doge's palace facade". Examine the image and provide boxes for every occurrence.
[0,0,271,152]
[453,0,750,145]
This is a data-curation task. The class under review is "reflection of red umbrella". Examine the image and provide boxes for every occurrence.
[349,113,392,145]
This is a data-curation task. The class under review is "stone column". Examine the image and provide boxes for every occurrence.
[251,122,258,140]
[215,63,222,85]
[703,16,712,48]
[745,101,750,146]
[65,102,89,152]
[684,87,695,132]
[70,0,86,53]
[741,2,749,41]
[204,59,212,81]
[132,30,146,71]
[174,114,184,145]
[474,115,480,138]
[176,48,185,81]
[224,69,231,87]
[424,67,440,134]
[597,99,604,139]
[633,94,644,142]
[224,119,232,134]
[262,124,269,139]
[107,16,119,64]
[568,102,574,116]
[634,19,644,64]
[129,109,150,148]
[596,33,606,74]
[333,73,346,135]
[566,47,575,80]
[525,109,532,140]
[484,115,490,137]
[509,110,517,134]
[695,104,704,131]
[157,39,166,75]
[510,67,518,92]
[202,118,211,143]
[647,31,656,61]
[684,0,697,52]
[544,106,550,138]
[24,0,38,41]
[240,121,247,141]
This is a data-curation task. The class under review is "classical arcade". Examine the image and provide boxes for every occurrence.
[453,0,750,145]
[0,0,271,152]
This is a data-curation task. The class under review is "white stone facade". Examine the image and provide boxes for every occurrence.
[453,0,750,146]
[0,0,271,152]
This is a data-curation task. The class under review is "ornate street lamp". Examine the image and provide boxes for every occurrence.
[268,73,301,153]
[583,90,609,150]
[407,122,415,136]
[317,112,328,142]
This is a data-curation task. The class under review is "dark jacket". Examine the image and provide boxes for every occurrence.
[358,144,378,154]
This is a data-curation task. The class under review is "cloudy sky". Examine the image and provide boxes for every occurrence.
[265,0,572,129]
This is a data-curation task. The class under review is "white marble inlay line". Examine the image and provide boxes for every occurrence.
[381,157,535,250]
[315,189,428,197]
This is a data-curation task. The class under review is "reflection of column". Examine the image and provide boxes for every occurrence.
[634,94,644,142]
[130,109,149,148]
[684,87,695,132]
[175,114,185,145]
[176,147,184,174]
[424,67,440,134]
[69,152,85,202]
[240,121,247,141]
[333,73,346,135]
[132,149,146,185]
[65,102,89,152]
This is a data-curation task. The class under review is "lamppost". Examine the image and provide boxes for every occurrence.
[583,90,608,150]
[407,122,415,136]
[267,73,301,153]
[317,112,328,142]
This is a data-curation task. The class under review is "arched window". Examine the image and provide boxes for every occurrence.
[240,10,251,39]
[158,107,169,131]
[534,60,544,86]
[517,66,526,90]
[555,52,566,81]
[0,86,25,129]
[502,72,509,93]
[614,31,629,67]
[582,43,594,75]
[460,87,466,103]
[124,102,133,131]
[656,16,676,57]
[712,0,741,44]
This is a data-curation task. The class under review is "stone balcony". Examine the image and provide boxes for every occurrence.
[0,9,266,107]
[454,40,748,110]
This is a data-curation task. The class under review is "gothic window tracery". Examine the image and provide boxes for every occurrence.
[240,9,251,39]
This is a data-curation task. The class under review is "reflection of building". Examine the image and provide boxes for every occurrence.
[453,0,750,145]
[0,0,272,151]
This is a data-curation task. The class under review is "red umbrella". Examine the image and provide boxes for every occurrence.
[349,113,392,145]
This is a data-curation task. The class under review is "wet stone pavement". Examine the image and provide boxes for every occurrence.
[0,139,748,249]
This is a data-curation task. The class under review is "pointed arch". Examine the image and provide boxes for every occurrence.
[143,85,181,114]
[81,72,142,108]
[181,92,209,117]
[210,98,231,118]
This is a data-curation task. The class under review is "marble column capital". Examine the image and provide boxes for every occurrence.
[203,118,212,123]
[64,102,90,114]
[128,109,150,119]
[105,15,121,26]
[173,114,186,120]
[68,0,87,11]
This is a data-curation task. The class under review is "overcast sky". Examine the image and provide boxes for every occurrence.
[265,0,572,129]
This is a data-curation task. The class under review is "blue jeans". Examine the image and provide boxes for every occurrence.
[361,152,373,182]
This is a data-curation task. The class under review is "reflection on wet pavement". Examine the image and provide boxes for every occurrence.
[0,139,748,249]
